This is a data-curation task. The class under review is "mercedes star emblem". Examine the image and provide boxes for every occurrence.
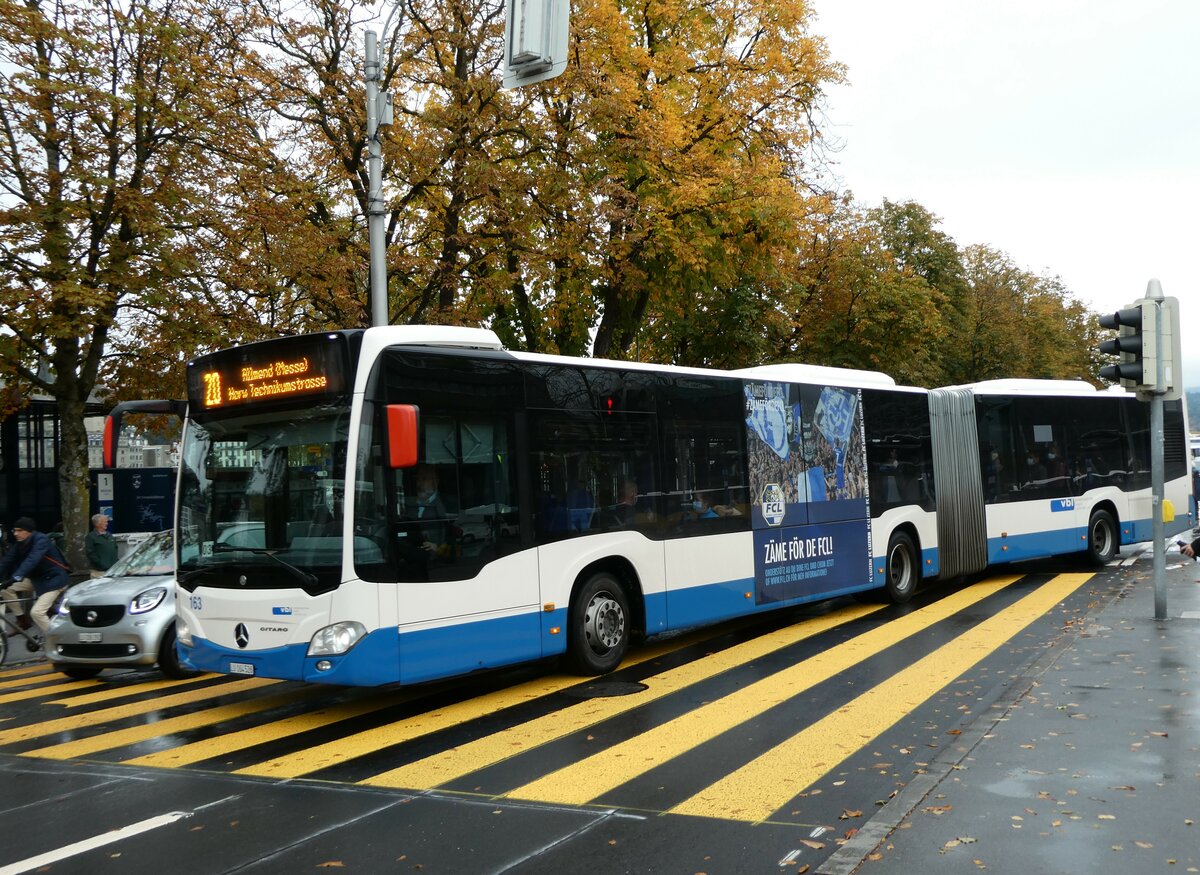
[239,574,248,586]
[234,623,250,649]
[86,610,98,624]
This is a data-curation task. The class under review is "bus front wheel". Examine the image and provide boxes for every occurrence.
[566,572,630,675]
[885,531,919,604]
[1086,509,1118,565]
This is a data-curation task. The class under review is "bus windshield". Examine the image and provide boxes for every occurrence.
[177,406,353,595]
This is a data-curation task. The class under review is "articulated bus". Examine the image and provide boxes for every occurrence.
[167,327,1192,686]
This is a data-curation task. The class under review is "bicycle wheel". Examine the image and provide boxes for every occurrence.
[0,628,9,666]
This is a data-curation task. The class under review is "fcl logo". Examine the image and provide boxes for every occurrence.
[759,483,785,527]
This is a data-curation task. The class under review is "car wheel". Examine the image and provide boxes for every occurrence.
[157,624,199,679]
[565,572,630,675]
[58,665,103,680]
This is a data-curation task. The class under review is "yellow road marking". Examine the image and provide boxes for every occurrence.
[23,687,316,760]
[47,674,218,708]
[503,577,1020,806]
[0,677,279,746]
[0,679,101,705]
[122,692,412,768]
[359,601,884,791]
[669,572,1094,823]
[234,619,778,780]
[0,664,53,682]
[0,670,60,691]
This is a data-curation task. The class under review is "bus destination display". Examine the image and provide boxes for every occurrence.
[189,334,349,410]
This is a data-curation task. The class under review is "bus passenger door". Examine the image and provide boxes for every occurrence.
[391,415,542,684]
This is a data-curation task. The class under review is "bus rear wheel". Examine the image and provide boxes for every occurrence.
[1086,509,1118,565]
[566,572,630,675]
[885,531,919,604]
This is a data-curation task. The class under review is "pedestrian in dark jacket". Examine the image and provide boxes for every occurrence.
[0,517,70,633]
[84,513,117,578]
[1182,536,1200,560]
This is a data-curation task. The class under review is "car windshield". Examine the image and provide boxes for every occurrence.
[176,406,351,594]
[106,530,176,577]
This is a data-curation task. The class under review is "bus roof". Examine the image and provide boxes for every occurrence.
[957,378,1124,397]
[734,363,898,390]
[360,326,910,391]
[363,325,505,350]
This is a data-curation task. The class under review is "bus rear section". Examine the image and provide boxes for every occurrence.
[929,382,1192,579]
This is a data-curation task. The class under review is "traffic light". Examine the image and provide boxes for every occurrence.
[1098,303,1153,388]
[1097,285,1182,400]
[502,0,569,89]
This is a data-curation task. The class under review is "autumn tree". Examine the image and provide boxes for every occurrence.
[953,245,1098,383]
[0,0,266,562]
[769,198,946,384]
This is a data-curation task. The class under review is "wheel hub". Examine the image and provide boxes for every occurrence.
[584,594,625,652]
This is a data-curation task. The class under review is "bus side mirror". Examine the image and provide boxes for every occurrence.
[103,399,185,468]
[103,415,117,468]
[386,404,420,468]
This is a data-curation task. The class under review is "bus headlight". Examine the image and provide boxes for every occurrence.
[176,617,194,647]
[307,621,367,657]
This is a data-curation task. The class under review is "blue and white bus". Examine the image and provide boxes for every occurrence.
[167,327,1192,686]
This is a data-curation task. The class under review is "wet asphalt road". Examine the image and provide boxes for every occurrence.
[1,547,1193,874]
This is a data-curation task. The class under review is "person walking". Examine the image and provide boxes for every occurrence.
[0,517,71,633]
[84,513,117,578]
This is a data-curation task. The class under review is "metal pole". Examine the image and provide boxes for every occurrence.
[365,29,388,328]
[1148,279,1166,619]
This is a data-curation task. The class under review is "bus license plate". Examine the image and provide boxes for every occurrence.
[79,632,102,643]
[229,662,256,676]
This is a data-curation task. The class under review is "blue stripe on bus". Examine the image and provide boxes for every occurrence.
[985,515,1189,565]
[400,613,543,685]
[180,628,401,686]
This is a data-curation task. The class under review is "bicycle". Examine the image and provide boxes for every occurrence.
[0,593,45,666]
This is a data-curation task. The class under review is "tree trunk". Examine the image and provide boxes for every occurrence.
[55,395,92,574]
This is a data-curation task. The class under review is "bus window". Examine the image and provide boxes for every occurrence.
[862,389,935,515]
[355,401,519,582]
[530,412,658,541]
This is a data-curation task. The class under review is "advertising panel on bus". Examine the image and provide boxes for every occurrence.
[743,380,873,604]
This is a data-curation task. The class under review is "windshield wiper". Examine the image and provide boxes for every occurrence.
[212,543,318,586]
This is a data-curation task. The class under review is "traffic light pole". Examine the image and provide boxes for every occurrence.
[1147,284,1166,620]
[1098,279,1180,622]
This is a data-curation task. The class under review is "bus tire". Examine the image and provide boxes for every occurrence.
[1086,509,1118,565]
[158,625,199,680]
[565,572,630,675]
[885,531,919,604]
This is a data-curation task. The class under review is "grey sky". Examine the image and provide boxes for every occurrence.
[810,0,1199,388]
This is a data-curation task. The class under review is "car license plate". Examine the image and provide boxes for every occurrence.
[229,662,256,676]
[79,632,102,643]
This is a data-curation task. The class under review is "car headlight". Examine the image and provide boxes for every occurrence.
[307,621,367,657]
[57,596,71,615]
[176,616,193,647]
[129,587,168,614]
